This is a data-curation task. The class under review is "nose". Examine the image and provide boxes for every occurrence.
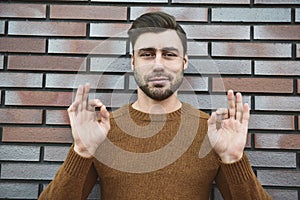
[153,54,164,70]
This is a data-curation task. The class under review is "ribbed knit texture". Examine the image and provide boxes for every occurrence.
[39,103,271,200]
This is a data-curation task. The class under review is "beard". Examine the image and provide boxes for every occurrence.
[134,68,184,101]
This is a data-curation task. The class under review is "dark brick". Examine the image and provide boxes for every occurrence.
[246,151,296,168]
[254,25,300,40]
[212,8,291,22]
[8,55,87,72]
[265,189,298,200]
[296,9,300,22]
[255,61,300,76]
[0,55,4,69]
[0,37,46,53]
[0,72,42,88]
[257,170,300,187]
[2,127,72,143]
[48,39,126,55]
[0,145,40,161]
[46,110,69,125]
[255,0,300,4]
[249,114,294,130]
[188,59,251,75]
[212,78,293,93]
[5,90,72,107]
[45,74,125,89]
[8,21,86,37]
[0,3,46,18]
[0,21,4,34]
[0,182,38,199]
[182,25,250,40]
[212,42,291,58]
[187,42,208,56]
[0,108,42,124]
[1,163,61,180]
[43,145,70,162]
[90,23,131,38]
[172,0,249,3]
[90,57,131,72]
[130,7,208,22]
[92,0,166,2]
[50,5,127,20]
[297,44,300,58]
[255,133,300,149]
[255,96,300,111]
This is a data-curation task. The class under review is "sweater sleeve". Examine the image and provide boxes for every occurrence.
[215,153,272,200]
[38,146,98,200]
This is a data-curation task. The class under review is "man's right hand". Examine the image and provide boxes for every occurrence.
[67,83,110,158]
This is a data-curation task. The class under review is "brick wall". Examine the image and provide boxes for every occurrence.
[0,0,299,199]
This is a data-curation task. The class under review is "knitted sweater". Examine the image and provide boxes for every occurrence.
[39,103,271,200]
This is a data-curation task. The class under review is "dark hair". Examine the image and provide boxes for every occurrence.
[128,12,187,54]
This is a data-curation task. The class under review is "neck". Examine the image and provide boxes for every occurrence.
[132,89,182,114]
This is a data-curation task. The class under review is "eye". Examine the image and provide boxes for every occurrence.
[163,52,178,58]
[141,52,154,57]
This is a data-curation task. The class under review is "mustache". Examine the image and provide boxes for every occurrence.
[145,72,173,81]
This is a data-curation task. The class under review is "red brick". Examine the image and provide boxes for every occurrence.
[212,42,291,58]
[188,59,251,75]
[8,55,87,72]
[212,78,293,93]
[130,7,208,22]
[46,110,69,125]
[246,151,296,168]
[212,8,291,22]
[255,0,300,4]
[182,25,250,40]
[254,25,300,40]
[5,91,72,107]
[2,127,72,143]
[8,21,86,37]
[255,96,300,111]
[0,109,42,124]
[172,0,249,4]
[0,38,46,53]
[48,39,126,55]
[254,133,300,149]
[0,4,46,18]
[255,61,300,76]
[249,115,294,130]
[266,189,298,200]
[90,23,131,38]
[0,73,42,88]
[45,74,125,89]
[50,5,127,20]
[257,170,300,187]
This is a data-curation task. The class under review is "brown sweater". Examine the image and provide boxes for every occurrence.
[39,103,271,200]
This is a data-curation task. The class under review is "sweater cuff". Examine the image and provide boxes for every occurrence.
[220,153,254,185]
[63,146,93,177]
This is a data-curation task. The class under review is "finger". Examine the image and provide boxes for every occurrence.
[81,83,91,111]
[216,108,229,120]
[235,92,243,122]
[242,103,250,126]
[99,105,110,130]
[208,112,217,125]
[68,101,80,113]
[87,99,103,111]
[227,90,235,119]
[75,85,84,111]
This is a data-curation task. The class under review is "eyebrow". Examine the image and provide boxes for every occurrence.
[137,47,180,54]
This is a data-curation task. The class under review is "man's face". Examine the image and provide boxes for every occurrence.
[131,30,188,101]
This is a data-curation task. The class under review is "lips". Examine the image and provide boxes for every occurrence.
[147,77,170,85]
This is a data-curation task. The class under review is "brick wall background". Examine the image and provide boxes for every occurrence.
[0,0,299,199]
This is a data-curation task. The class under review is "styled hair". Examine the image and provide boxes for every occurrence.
[128,11,187,54]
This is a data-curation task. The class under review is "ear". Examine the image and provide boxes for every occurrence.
[183,54,188,70]
[131,53,135,70]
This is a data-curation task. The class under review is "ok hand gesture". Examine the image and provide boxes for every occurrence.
[67,83,110,158]
[207,90,250,163]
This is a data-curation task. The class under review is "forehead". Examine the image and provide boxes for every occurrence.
[133,30,183,52]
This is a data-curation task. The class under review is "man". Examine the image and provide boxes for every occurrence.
[39,12,271,199]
